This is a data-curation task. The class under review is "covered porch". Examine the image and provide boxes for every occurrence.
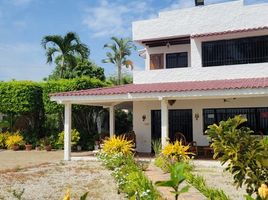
[50,77,268,160]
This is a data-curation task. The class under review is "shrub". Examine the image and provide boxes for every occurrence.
[162,140,193,162]
[0,132,11,149]
[152,139,162,155]
[206,115,268,197]
[6,132,24,149]
[102,135,134,156]
[56,129,80,149]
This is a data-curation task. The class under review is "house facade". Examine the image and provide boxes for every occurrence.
[51,0,268,160]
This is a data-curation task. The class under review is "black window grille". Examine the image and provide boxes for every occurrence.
[203,107,268,135]
[202,35,268,67]
[166,52,188,68]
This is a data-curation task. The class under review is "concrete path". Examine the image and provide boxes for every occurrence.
[145,163,206,200]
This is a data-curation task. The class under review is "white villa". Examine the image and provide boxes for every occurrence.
[51,0,268,160]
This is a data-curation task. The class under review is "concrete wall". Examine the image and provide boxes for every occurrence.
[132,1,268,41]
[133,29,268,84]
[133,96,268,153]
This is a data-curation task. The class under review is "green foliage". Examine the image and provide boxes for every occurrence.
[0,132,11,148]
[152,139,162,155]
[11,188,25,200]
[156,163,190,200]
[115,109,133,134]
[107,73,133,85]
[185,172,231,200]
[56,129,80,149]
[206,115,268,196]
[103,37,136,85]
[155,155,172,173]
[6,131,24,149]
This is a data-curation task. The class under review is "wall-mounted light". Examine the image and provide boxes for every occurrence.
[195,113,200,120]
[142,115,146,122]
[168,100,176,106]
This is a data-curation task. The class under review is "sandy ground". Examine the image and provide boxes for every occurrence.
[0,150,125,200]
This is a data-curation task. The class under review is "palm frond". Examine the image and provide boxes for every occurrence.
[41,35,63,49]
[45,47,59,64]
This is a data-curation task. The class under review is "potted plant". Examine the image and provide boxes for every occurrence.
[6,132,24,151]
[35,141,41,151]
[41,137,52,151]
[56,129,80,151]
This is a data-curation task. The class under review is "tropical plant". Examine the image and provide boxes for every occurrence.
[57,129,80,149]
[152,139,162,155]
[42,32,89,78]
[6,132,24,149]
[102,37,136,85]
[206,115,268,197]
[0,131,11,148]
[102,135,134,156]
[156,163,190,200]
[162,140,193,162]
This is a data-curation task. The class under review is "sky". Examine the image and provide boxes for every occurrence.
[0,0,267,81]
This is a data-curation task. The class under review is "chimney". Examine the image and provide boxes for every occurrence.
[195,0,204,6]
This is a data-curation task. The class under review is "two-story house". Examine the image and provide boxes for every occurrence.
[51,0,268,160]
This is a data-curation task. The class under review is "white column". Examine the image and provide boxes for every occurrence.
[161,100,169,148]
[109,106,115,137]
[64,103,72,161]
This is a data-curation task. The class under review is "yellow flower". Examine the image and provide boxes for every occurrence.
[63,189,71,200]
[103,135,134,156]
[258,184,268,200]
[162,140,192,161]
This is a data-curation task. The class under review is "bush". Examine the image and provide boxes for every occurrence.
[56,129,80,149]
[0,132,11,149]
[206,115,268,197]
[102,135,134,156]
[6,132,24,149]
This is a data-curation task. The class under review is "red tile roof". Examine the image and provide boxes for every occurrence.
[51,77,268,97]
[191,26,268,38]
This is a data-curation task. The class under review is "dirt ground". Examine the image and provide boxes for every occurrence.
[0,150,125,200]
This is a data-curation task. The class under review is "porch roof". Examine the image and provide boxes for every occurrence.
[51,77,268,97]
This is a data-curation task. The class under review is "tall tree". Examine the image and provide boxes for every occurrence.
[42,32,89,78]
[102,37,136,85]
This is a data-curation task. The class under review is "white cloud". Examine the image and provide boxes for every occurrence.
[83,0,155,38]
[161,0,194,11]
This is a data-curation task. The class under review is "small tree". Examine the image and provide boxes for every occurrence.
[206,115,268,198]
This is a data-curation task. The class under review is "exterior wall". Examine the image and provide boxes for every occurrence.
[132,1,268,41]
[133,96,268,153]
[134,29,268,84]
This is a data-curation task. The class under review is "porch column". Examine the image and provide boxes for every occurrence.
[161,100,169,148]
[64,103,72,161]
[109,106,115,137]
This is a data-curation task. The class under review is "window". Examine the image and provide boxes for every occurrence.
[166,52,188,68]
[150,54,164,70]
[202,35,268,67]
[203,107,268,135]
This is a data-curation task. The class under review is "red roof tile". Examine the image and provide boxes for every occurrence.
[51,77,268,97]
[191,26,268,38]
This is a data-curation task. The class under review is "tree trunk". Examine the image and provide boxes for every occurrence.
[117,64,121,85]
[60,57,65,78]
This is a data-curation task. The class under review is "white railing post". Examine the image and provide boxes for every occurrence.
[109,106,115,138]
[64,103,72,161]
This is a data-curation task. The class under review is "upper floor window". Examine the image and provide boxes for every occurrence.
[202,35,268,67]
[166,52,188,68]
[150,54,164,70]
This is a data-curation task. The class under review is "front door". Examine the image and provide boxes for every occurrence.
[151,109,193,143]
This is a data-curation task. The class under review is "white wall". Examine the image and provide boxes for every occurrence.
[133,96,268,153]
[134,30,268,84]
[132,1,268,41]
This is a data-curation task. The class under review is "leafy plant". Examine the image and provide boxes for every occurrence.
[152,139,162,155]
[102,135,134,156]
[162,140,193,162]
[56,129,80,149]
[6,132,24,149]
[0,132,11,148]
[155,154,172,173]
[206,115,268,197]
[156,163,190,200]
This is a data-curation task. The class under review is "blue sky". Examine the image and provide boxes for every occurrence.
[0,0,267,81]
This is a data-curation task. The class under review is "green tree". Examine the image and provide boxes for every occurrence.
[102,37,136,85]
[48,58,105,81]
[42,32,89,78]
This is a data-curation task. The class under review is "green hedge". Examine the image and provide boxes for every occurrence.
[0,81,43,114]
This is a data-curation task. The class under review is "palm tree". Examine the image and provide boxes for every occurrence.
[102,37,136,85]
[42,32,89,78]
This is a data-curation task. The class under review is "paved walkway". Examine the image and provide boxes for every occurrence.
[145,163,206,200]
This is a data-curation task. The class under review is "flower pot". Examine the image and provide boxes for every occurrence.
[13,144,19,151]
[45,145,52,151]
[25,144,32,151]
[35,146,41,151]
